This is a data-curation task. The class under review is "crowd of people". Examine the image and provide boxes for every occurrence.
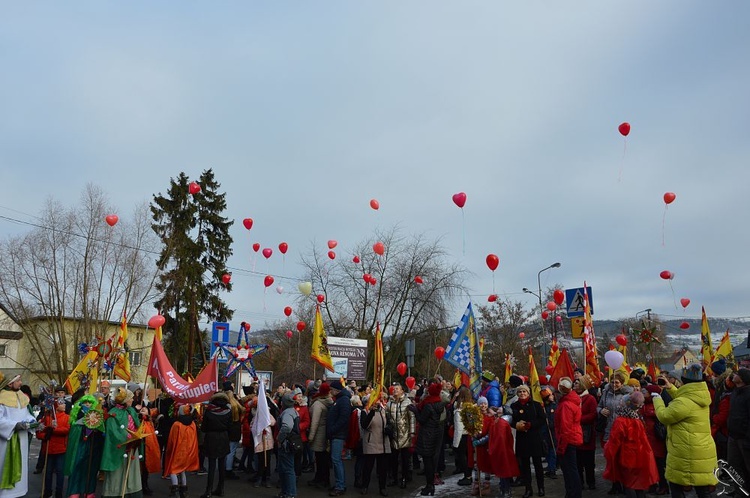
[1,359,749,498]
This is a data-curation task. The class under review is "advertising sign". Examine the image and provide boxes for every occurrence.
[326,337,368,380]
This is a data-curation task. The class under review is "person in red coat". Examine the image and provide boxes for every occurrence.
[554,378,583,498]
[642,385,668,495]
[37,398,70,498]
[293,392,311,477]
[574,375,598,491]
[603,391,659,498]
[487,414,520,498]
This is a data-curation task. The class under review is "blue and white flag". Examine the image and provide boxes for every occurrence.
[444,302,482,396]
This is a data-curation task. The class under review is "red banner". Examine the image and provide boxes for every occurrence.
[146,336,218,403]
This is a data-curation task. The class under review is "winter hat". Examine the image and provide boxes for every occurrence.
[427,382,442,397]
[736,369,750,386]
[681,363,704,384]
[242,385,255,396]
[280,393,295,409]
[579,374,594,391]
[114,388,133,405]
[623,390,645,410]
[645,384,662,396]
[210,392,229,407]
[222,381,234,391]
[558,377,573,394]
[317,382,331,397]
[477,396,488,406]
[627,378,641,389]
[508,375,523,388]
[540,387,552,399]
[329,380,344,392]
[711,359,727,376]
[515,384,530,394]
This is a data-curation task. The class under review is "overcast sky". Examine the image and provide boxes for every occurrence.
[2,2,749,330]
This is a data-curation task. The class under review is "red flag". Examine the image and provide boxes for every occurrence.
[549,348,575,390]
[582,282,602,385]
[147,336,218,404]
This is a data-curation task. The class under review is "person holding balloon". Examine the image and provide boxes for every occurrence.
[597,369,632,495]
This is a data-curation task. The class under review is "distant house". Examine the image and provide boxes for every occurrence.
[735,331,750,368]
[658,347,698,373]
[0,302,24,381]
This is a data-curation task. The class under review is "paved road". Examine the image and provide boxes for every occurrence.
[25,439,705,498]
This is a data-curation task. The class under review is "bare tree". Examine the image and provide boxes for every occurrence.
[298,227,469,380]
[476,298,536,374]
[0,184,160,383]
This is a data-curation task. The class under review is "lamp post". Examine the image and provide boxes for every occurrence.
[636,308,652,327]
[535,262,562,336]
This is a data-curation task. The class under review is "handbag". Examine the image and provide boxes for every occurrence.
[654,419,667,441]
[582,424,593,444]
[595,414,608,433]
[284,415,303,453]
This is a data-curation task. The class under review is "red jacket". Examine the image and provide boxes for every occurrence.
[295,405,311,443]
[641,401,667,458]
[487,416,520,479]
[711,393,730,439]
[36,412,70,455]
[603,416,659,490]
[578,392,598,451]
[554,392,583,454]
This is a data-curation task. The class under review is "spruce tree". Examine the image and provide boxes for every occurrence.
[151,169,234,374]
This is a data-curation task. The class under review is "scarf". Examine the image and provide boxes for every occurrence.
[418,394,442,411]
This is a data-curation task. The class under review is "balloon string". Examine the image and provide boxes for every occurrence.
[492,273,496,294]
[263,288,267,312]
[662,206,668,246]
[669,280,677,310]
[618,139,627,183]
[252,255,256,272]
[461,209,466,257]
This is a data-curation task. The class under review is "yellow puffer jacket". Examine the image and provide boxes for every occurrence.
[653,382,717,486]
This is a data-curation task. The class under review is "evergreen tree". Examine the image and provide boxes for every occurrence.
[151,169,234,374]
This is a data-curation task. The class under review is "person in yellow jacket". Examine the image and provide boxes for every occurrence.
[651,363,717,498]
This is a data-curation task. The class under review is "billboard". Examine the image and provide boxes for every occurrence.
[326,337,368,380]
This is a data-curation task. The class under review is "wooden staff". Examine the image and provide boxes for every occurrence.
[120,447,135,498]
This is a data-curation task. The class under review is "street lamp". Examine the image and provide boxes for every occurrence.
[537,263,561,336]
[636,308,652,326]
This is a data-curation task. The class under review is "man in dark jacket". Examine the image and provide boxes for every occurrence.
[326,380,352,496]
[727,369,750,485]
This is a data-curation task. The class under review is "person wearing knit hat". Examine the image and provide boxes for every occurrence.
[627,378,641,389]
[710,358,727,377]
[558,377,573,394]
[651,369,718,495]
[573,375,598,491]
[603,388,658,496]
[510,381,547,497]
[277,393,300,498]
[642,384,668,494]
[308,383,333,489]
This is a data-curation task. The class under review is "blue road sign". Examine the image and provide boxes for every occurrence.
[565,287,593,317]
[211,322,230,363]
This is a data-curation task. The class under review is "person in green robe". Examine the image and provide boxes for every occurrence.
[64,394,105,498]
[100,388,143,498]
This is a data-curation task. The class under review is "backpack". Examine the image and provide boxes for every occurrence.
[284,412,303,453]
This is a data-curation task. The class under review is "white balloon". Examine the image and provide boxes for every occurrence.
[298,281,312,296]
[604,350,624,370]
[276,286,284,294]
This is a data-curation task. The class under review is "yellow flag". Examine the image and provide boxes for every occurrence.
[502,353,513,405]
[367,323,384,410]
[713,330,734,365]
[528,348,543,404]
[155,326,163,342]
[64,350,99,394]
[114,352,132,382]
[118,314,128,347]
[701,307,713,367]
[548,336,560,367]
[310,305,334,372]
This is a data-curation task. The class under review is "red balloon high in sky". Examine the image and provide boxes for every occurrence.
[486,254,499,272]
[618,122,631,137]
[452,192,467,208]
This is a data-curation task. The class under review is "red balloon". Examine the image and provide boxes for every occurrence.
[616,334,627,346]
[373,241,385,256]
[222,274,231,285]
[680,298,691,308]
[242,218,253,230]
[488,294,498,303]
[556,315,562,323]
[252,243,260,252]
[328,250,336,260]
[541,311,549,320]
[414,276,423,284]
[519,332,526,339]
[283,306,292,317]
[148,314,166,329]
[188,182,201,195]
[370,199,379,210]
[369,277,377,286]
[663,192,676,205]
[105,214,119,227]
[545,365,554,375]
[263,275,274,288]
[546,302,557,312]
[352,255,360,264]
[363,273,372,283]
[405,376,416,390]
[317,294,325,303]
[286,330,293,339]
[262,248,273,259]
[296,321,306,332]
[680,322,690,330]
[553,289,565,306]
[434,346,445,360]
[327,240,337,249]
[659,270,674,280]
[618,122,631,137]
[278,242,288,254]
[452,192,467,208]
[397,362,407,376]
[486,254,499,272]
